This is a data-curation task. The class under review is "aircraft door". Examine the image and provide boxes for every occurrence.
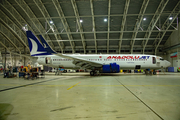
[46,57,51,64]
[152,57,156,64]
[156,57,160,67]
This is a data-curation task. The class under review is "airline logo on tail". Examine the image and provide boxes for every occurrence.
[29,38,47,55]
[43,43,47,48]
[39,35,57,54]
[26,31,52,56]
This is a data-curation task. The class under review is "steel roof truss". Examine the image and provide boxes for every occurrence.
[0,40,11,51]
[71,0,86,54]
[142,0,169,54]
[130,0,149,54]
[14,0,54,49]
[41,29,176,35]
[33,0,63,53]
[90,0,97,53]
[107,0,111,54]
[119,0,130,53]
[155,1,180,53]
[52,0,75,53]
[0,1,38,47]
[0,25,20,52]
[0,11,27,47]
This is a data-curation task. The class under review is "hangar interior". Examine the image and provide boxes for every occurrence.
[0,0,180,120]
[0,0,179,68]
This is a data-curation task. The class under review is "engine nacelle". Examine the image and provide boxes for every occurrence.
[102,63,120,73]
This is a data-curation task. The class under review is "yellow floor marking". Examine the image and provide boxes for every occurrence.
[67,82,81,90]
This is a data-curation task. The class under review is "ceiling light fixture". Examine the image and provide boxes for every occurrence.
[22,24,28,31]
[80,20,83,23]
[143,18,146,21]
[169,17,173,20]
[50,21,53,24]
[104,18,107,22]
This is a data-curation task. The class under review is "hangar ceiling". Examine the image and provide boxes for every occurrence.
[0,0,180,55]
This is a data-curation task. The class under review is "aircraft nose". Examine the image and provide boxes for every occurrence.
[166,61,171,67]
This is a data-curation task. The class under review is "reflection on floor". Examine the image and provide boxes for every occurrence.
[0,72,180,120]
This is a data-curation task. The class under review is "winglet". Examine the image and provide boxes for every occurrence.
[39,35,57,54]
[26,31,52,56]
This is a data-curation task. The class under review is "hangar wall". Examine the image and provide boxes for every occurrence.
[0,55,32,68]
[163,22,180,68]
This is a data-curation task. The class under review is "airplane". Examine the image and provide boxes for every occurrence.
[26,30,171,76]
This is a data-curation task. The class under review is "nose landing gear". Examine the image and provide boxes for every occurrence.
[153,69,156,75]
[145,69,156,75]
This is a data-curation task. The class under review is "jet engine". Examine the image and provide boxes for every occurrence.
[102,63,120,73]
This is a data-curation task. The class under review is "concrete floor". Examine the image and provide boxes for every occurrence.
[0,72,180,120]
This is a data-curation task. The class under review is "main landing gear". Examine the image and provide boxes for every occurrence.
[90,70,100,76]
[90,71,95,76]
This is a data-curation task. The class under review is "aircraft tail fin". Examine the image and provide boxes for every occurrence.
[39,35,57,54]
[26,31,52,56]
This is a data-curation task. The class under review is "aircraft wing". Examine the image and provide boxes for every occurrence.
[55,53,103,69]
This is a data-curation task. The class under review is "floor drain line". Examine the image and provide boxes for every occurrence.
[116,79,164,120]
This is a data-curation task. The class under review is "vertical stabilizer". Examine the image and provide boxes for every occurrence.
[39,35,57,54]
[26,31,51,56]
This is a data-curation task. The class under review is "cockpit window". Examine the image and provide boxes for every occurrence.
[160,58,164,61]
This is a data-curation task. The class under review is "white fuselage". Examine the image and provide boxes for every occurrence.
[36,54,171,70]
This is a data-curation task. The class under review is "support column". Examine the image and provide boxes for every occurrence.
[19,51,21,67]
[24,47,26,66]
[10,52,13,67]
[15,50,16,67]
[178,48,180,67]
[5,48,6,69]
[0,51,2,68]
